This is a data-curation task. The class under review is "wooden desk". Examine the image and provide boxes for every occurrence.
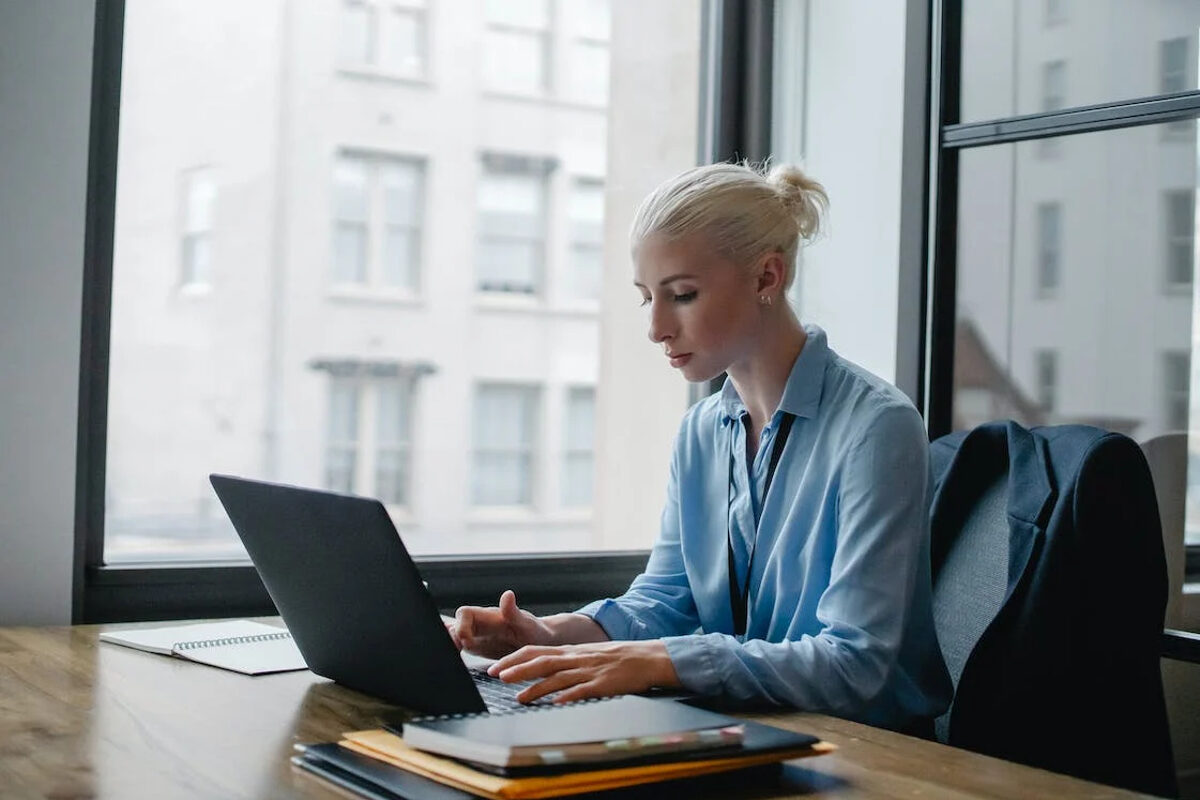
[0,624,1153,799]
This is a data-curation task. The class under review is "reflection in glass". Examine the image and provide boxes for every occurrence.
[962,1,1200,123]
[954,122,1199,544]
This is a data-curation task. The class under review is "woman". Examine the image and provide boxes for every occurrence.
[448,162,951,732]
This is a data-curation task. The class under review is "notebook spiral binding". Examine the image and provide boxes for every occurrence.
[173,631,293,651]
[408,695,614,724]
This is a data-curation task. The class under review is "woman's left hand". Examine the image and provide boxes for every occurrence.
[487,640,681,704]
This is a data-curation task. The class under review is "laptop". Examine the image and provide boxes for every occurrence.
[209,473,548,715]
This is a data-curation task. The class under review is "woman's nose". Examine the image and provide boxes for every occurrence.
[647,302,674,344]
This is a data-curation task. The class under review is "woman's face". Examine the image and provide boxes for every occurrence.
[633,233,762,383]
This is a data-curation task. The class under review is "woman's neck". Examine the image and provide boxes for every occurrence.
[727,313,807,435]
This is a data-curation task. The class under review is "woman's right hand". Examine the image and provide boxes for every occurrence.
[446,590,555,659]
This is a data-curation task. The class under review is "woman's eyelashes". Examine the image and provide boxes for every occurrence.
[638,291,697,308]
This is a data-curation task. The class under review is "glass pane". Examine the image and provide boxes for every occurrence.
[961,1,1200,123]
[334,224,368,283]
[478,238,540,293]
[339,1,374,66]
[382,227,418,289]
[952,122,1200,547]
[334,158,368,222]
[380,9,425,77]
[562,453,594,507]
[565,388,595,449]
[382,161,423,225]
[105,0,700,561]
[181,235,211,287]
[184,170,215,232]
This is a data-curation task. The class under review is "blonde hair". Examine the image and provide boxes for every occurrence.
[630,162,828,289]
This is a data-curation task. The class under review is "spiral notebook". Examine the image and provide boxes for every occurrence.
[99,619,308,675]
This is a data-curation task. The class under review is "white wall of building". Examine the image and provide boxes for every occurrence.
[0,0,94,624]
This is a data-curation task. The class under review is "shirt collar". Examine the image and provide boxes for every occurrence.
[718,324,831,424]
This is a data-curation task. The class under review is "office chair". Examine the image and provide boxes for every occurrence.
[928,421,1177,797]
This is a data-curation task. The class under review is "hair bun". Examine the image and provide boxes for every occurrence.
[767,164,828,240]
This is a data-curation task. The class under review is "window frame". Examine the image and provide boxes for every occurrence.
[919,0,1200,589]
[337,0,430,83]
[75,0,763,623]
[330,149,426,294]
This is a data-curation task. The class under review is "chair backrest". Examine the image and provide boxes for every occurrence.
[930,473,1008,744]
[930,422,1177,797]
[1139,432,1187,629]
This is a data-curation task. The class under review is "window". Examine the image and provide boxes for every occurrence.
[476,156,548,295]
[564,0,611,105]
[1045,0,1067,26]
[472,384,539,507]
[332,153,424,291]
[1165,189,1195,291]
[947,2,1200,563]
[1161,38,1193,138]
[339,0,428,79]
[87,0,703,613]
[562,387,595,507]
[1035,350,1057,413]
[1036,202,1061,293]
[1164,351,1191,432]
[325,379,360,494]
[566,179,604,301]
[324,375,415,505]
[1038,61,1066,157]
[181,168,215,288]
[483,0,550,96]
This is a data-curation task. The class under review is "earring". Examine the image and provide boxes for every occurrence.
[760,295,772,307]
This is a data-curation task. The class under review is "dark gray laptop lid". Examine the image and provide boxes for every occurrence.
[209,474,486,715]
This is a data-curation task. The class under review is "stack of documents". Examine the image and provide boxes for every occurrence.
[291,696,833,799]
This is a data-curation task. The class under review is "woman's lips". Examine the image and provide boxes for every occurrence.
[668,353,692,368]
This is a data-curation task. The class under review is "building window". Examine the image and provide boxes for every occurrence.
[566,179,604,301]
[1036,202,1061,293]
[1044,0,1066,26]
[565,0,610,105]
[1035,350,1057,413]
[339,0,428,79]
[483,0,550,96]
[324,375,415,505]
[562,387,596,507]
[476,156,548,295]
[1038,61,1066,156]
[1165,189,1195,291]
[1164,351,1191,432]
[1161,38,1193,138]
[473,384,538,506]
[332,153,424,291]
[181,168,215,288]
[325,379,360,494]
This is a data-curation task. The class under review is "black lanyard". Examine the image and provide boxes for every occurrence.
[726,412,795,636]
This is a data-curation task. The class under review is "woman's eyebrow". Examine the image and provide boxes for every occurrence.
[632,273,698,289]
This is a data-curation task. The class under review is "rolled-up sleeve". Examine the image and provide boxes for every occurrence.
[660,405,931,715]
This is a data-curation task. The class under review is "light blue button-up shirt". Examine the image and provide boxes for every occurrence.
[578,326,952,730]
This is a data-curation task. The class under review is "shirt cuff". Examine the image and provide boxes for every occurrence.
[575,598,639,641]
[663,634,724,696]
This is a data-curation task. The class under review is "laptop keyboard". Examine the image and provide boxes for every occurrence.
[470,669,554,712]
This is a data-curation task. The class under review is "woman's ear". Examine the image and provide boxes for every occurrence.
[755,252,787,295]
